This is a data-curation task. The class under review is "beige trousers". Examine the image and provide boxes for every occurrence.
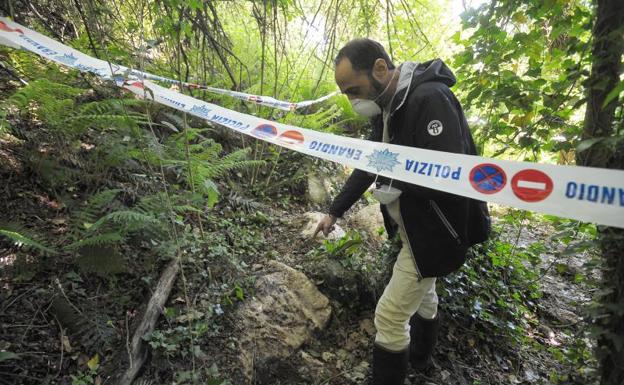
[374,199,438,352]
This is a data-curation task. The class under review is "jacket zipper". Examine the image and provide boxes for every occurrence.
[429,200,461,244]
[392,203,423,280]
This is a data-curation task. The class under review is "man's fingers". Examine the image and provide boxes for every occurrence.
[313,223,323,238]
[313,218,335,239]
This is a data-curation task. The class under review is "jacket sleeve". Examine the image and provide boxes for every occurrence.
[328,117,383,218]
[392,86,466,201]
[328,169,375,218]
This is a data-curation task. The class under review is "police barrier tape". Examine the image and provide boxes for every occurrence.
[120,69,340,111]
[1,18,624,229]
[0,17,337,111]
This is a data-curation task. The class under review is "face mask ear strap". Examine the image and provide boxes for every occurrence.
[373,68,399,103]
[372,173,394,191]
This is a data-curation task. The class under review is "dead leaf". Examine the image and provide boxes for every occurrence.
[62,335,72,353]
[359,319,375,336]
[321,351,335,362]
[87,353,99,370]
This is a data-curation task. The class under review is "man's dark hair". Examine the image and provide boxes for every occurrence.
[334,38,396,72]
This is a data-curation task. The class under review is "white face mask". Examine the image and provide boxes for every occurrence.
[372,184,402,204]
[350,98,382,117]
[349,69,399,118]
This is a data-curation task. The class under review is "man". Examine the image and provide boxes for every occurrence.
[314,39,490,385]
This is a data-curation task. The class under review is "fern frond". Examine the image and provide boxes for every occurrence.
[90,189,122,208]
[65,113,148,125]
[77,98,145,115]
[7,79,83,109]
[89,210,161,233]
[196,149,264,181]
[66,232,123,250]
[5,79,83,134]
[77,189,122,226]
[135,193,169,215]
[0,229,58,255]
[171,204,202,213]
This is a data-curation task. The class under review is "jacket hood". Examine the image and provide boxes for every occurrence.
[390,59,457,113]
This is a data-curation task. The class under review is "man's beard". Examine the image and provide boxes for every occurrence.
[367,73,385,99]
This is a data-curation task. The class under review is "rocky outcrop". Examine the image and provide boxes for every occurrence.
[349,203,386,243]
[307,172,332,205]
[234,260,331,383]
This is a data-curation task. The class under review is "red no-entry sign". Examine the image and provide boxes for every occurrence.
[511,169,554,202]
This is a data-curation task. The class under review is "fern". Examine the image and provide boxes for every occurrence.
[280,103,352,134]
[171,204,202,213]
[7,79,83,107]
[66,98,149,135]
[4,80,149,139]
[76,189,122,227]
[66,190,174,274]
[0,229,58,255]
[166,133,262,201]
[66,232,123,250]
[5,79,83,136]
[89,210,161,233]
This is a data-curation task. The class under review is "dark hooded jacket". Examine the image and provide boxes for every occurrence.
[328,59,490,278]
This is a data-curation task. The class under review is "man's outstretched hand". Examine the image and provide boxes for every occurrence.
[314,214,337,238]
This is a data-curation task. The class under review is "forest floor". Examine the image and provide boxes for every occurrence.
[227,202,598,385]
[0,107,598,385]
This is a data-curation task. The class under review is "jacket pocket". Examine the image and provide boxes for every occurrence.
[429,200,461,245]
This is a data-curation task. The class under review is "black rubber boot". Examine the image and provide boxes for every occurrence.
[371,344,408,385]
[408,312,440,371]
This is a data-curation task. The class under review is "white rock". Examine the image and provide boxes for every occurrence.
[349,203,386,243]
[307,172,330,204]
[300,211,346,242]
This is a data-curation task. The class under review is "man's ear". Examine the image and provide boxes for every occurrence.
[371,58,389,81]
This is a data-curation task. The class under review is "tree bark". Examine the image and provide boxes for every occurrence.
[579,1,624,385]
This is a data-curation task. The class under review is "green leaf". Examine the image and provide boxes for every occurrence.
[602,80,624,108]
[0,229,58,255]
[576,137,604,153]
[87,354,99,371]
[204,179,220,208]
[0,351,19,362]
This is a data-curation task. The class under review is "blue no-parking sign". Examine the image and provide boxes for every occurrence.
[470,163,507,194]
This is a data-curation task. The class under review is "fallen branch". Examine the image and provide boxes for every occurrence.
[117,259,180,385]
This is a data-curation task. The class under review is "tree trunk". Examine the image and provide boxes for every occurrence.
[578,1,624,384]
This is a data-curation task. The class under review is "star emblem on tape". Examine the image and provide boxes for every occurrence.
[366,148,400,172]
[54,53,78,66]
[189,104,212,118]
